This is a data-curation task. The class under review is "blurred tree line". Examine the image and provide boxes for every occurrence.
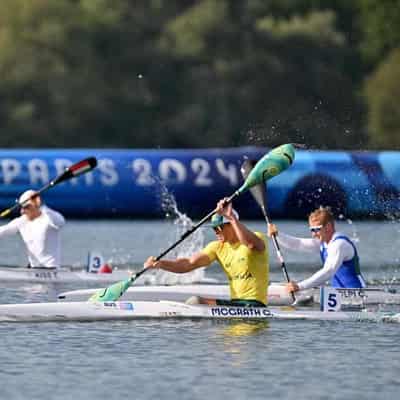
[0,0,398,149]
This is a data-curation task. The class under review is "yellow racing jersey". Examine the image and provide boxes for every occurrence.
[202,232,269,304]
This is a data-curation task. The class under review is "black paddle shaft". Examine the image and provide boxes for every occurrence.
[259,204,295,302]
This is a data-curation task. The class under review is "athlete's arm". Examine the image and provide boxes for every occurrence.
[297,240,354,290]
[274,231,319,253]
[41,206,65,229]
[229,217,265,251]
[144,251,211,273]
[218,198,265,251]
[0,218,21,238]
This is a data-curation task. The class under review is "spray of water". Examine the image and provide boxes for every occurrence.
[142,178,215,285]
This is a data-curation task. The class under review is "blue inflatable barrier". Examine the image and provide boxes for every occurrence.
[0,148,399,219]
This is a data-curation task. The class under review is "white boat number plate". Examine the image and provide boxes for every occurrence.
[320,287,341,312]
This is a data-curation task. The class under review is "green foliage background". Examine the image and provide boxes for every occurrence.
[0,0,398,149]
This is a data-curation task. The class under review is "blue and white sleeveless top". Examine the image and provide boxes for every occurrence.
[320,235,366,288]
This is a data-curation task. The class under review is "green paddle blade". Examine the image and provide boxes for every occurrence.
[88,278,132,302]
[240,159,267,210]
[237,143,295,195]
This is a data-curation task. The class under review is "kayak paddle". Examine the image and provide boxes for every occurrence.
[0,157,98,218]
[240,159,296,303]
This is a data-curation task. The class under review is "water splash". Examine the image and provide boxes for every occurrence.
[142,179,215,285]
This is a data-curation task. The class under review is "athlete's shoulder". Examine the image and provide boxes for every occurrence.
[330,233,356,254]
[1,215,27,233]
[254,231,267,241]
[12,214,26,226]
[201,240,222,261]
[332,232,355,245]
[202,240,220,252]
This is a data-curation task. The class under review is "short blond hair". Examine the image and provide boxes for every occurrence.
[308,206,335,225]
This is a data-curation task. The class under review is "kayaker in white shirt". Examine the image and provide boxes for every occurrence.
[268,206,366,292]
[0,190,65,268]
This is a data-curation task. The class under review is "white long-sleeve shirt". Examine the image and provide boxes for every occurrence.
[276,231,355,290]
[0,205,65,268]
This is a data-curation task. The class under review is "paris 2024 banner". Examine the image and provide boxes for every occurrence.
[0,148,399,219]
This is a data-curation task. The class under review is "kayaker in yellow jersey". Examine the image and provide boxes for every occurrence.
[144,198,269,307]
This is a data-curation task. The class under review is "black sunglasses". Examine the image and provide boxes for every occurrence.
[309,225,323,233]
[213,223,229,233]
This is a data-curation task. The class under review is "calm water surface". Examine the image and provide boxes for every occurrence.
[0,219,400,400]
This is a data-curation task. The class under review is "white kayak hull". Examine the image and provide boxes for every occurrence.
[0,300,398,323]
[58,284,400,306]
[0,267,131,283]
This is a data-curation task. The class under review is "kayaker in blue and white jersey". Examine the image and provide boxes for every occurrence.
[268,206,366,293]
[0,190,65,268]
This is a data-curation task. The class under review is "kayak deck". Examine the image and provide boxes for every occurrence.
[58,283,313,305]
[58,284,400,306]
